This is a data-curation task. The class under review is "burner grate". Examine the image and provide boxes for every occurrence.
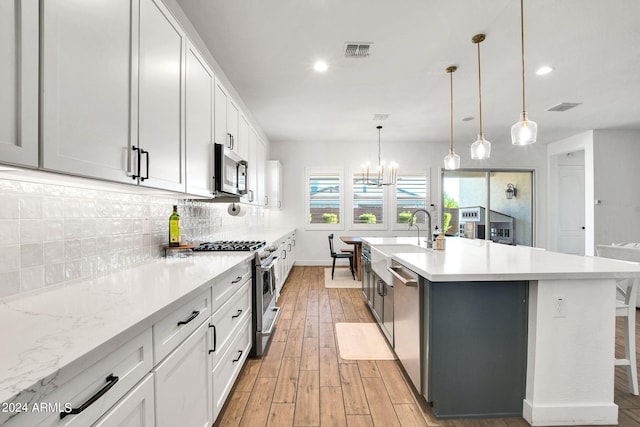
[193,240,266,252]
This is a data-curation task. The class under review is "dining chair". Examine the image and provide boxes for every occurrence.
[328,234,355,280]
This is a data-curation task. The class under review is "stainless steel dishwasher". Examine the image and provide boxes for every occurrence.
[388,260,421,394]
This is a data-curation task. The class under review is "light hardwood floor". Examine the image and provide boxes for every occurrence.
[215,266,640,427]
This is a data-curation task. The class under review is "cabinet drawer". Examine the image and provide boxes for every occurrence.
[92,374,155,427]
[210,280,252,368]
[153,289,210,363]
[212,261,251,313]
[154,320,212,427]
[8,329,153,427]
[212,316,252,421]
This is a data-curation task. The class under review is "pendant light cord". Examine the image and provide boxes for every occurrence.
[520,0,526,114]
[450,69,454,153]
[476,40,484,137]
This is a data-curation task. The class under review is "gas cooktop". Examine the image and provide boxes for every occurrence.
[193,240,266,252]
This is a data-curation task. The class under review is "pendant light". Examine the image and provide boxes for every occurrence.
[470,34,491,160]
[443,66,460,170]
[361,125,397,186]
[511,0,537,145]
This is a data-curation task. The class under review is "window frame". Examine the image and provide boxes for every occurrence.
[349,168,388,231]
[305,167,345,231]
[391,169,430,231]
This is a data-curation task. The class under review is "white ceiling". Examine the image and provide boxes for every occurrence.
[176,0,640,147]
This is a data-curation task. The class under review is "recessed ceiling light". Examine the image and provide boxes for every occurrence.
[536,65,554,75]
[313,61,328,72]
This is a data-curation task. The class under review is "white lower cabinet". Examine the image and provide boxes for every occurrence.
[154,320,212,427]
[211,316,252,420]
[93,374,155,427]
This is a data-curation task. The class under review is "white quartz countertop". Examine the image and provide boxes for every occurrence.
[0,252,253,408]
[363,237,640,282]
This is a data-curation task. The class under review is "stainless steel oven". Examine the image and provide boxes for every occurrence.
[192,240,280,356]
[253,253,280,356]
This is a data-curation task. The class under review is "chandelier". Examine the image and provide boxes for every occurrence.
[361,125,397,186]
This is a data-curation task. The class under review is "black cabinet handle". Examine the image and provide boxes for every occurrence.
[131,146,141,180]
[209,324,217,353]
[282,250,287,260]
[227,133,232,149]
[140,149,149,181]
[177,310,200,326]
[60,374,119,419]
[232,350,243,363]
[231,276,242,284]
[231,309,243,319]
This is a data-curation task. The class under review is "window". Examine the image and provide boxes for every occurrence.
[352,172,385,229]
[307,169,343,229]
[394,172,429,228]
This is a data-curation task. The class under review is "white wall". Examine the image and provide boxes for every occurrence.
[593,130,640,245]
[270,139,548,265]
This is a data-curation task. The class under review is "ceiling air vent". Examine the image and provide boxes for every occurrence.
[372,114,389,121]
[345,43,372,58]
[546,102,582,112]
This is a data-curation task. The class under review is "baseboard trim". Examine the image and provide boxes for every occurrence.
[523,399,618,426]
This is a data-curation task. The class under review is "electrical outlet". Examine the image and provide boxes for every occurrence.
[553,296,566,318]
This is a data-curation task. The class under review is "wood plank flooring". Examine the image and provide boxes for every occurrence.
[215,266,640,427]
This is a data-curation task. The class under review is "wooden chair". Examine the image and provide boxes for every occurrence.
[615,278,639,395]
[328,234,355,280]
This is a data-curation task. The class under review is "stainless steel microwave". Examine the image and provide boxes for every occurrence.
[214,143,247,196]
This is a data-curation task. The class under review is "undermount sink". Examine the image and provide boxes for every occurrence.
[371,244,431,285]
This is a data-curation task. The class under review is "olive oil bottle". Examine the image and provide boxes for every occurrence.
[169,205,180,247]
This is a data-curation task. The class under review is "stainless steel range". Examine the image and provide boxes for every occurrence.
[193,240,280,356]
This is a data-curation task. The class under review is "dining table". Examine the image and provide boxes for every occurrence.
[340,236,362,281]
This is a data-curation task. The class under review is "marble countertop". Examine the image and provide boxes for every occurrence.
[363,237,640,282]
[0,252,254,410]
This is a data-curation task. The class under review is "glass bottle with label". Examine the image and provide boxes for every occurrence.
[169,205,180,247]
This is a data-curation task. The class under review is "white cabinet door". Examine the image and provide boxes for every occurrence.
[214,80,229,148]
[257,137,267,206]
[138,0,185,192]
[185,42,214,197]
[93,374,155,427]
[238,114,249,161]
[227,100,239,154]
[41,0,135,180]
[0,0,38,167]
[267,160,283,210]
[154,320,212,427]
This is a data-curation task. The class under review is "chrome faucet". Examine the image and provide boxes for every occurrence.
[408,208,432,248]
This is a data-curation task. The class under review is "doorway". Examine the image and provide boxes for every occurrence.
[442,169,534,246]
[551,150,586,255]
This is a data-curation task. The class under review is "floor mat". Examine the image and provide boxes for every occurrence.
[335,322,395,360]
[324,267,359,288]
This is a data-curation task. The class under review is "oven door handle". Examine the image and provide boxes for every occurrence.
[260,256,279,270]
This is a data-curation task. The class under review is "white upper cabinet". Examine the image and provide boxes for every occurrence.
[238,114,249,161]
[214,80,229,150]
[214,79,245,158]
[257,136,267,207]
[138,0,186,192]
[41,0,134,180]
[0,0,38,167]
[185,42,214,197]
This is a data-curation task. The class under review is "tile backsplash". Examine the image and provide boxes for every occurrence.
[0,178,266,298]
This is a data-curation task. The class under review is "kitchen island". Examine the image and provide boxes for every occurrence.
[363,237,640,426]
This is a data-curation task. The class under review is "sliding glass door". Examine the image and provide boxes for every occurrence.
[442,170,534,246]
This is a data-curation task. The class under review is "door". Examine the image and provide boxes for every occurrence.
[185,42,214,197]
[237,114,249,160]
[214,80,229,148]
[0,0,38,167]
[557,165,585,255]
[41,0,134,180]
[138,0,185,192]
[154,320,212,427]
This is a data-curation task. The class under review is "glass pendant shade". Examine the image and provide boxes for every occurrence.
[511,111,538,145]
[444,150,460,170]
[470,133,491,160]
